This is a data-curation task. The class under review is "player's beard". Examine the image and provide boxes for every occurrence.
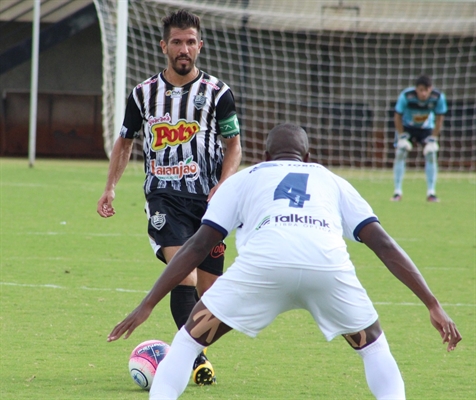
[170,56,195,76]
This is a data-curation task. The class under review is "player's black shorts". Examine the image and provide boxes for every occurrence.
[145,191,225,276]
[398,126,432,145]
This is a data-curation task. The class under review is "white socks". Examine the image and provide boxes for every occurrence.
[356,332,405,400]
[149,328,404,399]
[149,327,205,400]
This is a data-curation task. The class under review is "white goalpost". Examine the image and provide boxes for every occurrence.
[93,0,476,170]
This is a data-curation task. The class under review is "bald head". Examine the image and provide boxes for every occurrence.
[265,123,310,162]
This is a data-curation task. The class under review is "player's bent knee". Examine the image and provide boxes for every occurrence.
[342,319,382,350]
[395,148,408,160]
[185,301,232,346]
[424,151,437,162]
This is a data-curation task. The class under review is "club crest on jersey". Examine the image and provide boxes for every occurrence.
[193,93,207,110]
[151,212,166,230]
[150,156,200,181]
[150,119,200,150]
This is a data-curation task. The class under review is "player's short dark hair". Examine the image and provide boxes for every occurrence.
[415,75,432,88]
[162,9,201,43]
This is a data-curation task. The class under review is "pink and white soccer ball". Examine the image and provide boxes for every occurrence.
[128,339,170,390]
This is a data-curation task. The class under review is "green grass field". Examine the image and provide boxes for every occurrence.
[1,158,474,399]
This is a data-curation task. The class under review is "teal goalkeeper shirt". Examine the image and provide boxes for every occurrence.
[395,87,447,130]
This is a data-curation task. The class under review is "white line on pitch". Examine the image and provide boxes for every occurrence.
[0,282,149,294]
[18,232,145,237]
[3,256,153,263]
[1,282,473,306]
[373,301,474,307]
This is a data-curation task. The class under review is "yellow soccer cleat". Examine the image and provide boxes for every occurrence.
[192,352,216,386]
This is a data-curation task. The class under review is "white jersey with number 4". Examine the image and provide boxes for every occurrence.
[202,161,379,271]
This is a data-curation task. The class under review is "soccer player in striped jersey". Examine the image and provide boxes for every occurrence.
[108,123,461,399]
[392,75,447,202]
[97,9,242,385]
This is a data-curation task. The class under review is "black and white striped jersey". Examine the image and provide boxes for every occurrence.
[121,70,240,199]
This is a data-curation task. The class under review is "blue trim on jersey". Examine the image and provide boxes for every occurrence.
[202,219,229,238]
[353,217,379,242]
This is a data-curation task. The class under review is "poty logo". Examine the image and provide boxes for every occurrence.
[150,156,200,181]
[150,119,200,150]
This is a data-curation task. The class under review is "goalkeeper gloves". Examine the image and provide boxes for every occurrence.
[423,136,439,155]
[396,132,412,151]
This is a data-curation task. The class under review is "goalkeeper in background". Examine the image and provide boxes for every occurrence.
[391,75,447,202]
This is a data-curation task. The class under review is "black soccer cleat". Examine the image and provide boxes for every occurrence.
[427,194,440,203]
[192,352,216,386]
[390,193,402,202]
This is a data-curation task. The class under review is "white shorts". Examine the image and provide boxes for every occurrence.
[201,261,378,341]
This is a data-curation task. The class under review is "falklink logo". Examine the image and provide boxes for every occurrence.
[194,92,207,110]
[274,214,330,227]
[151,212,166,230]
[255,216,271,230]
[255,213,331,231]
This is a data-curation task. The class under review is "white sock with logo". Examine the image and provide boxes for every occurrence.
[149,327,205,400]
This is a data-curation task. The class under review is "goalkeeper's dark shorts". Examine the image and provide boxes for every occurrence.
[145,191,224,276]
[397,126,433,145]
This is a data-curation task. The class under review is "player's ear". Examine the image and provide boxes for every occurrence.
[160,40,167,54]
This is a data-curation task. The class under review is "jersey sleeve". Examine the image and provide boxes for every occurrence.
[394,90,407,114]
[201,172,243,237]
[120,92,143,139]
[434,92,448,115]
[337,177,379,242]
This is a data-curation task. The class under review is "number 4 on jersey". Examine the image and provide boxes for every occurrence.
[273,173,310,208]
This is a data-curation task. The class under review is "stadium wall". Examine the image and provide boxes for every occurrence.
[0,21,105,158]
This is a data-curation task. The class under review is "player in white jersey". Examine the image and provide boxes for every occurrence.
[108,124,461,399]
[97,9,242,385]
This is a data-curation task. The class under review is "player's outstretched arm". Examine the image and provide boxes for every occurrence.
[97,137,134,218]
[107,225,224,341]
[359,222,462,351]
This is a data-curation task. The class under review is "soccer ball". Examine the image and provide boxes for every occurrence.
[128,339,170,390]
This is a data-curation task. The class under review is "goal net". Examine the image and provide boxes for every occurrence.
[94,0,476,171]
